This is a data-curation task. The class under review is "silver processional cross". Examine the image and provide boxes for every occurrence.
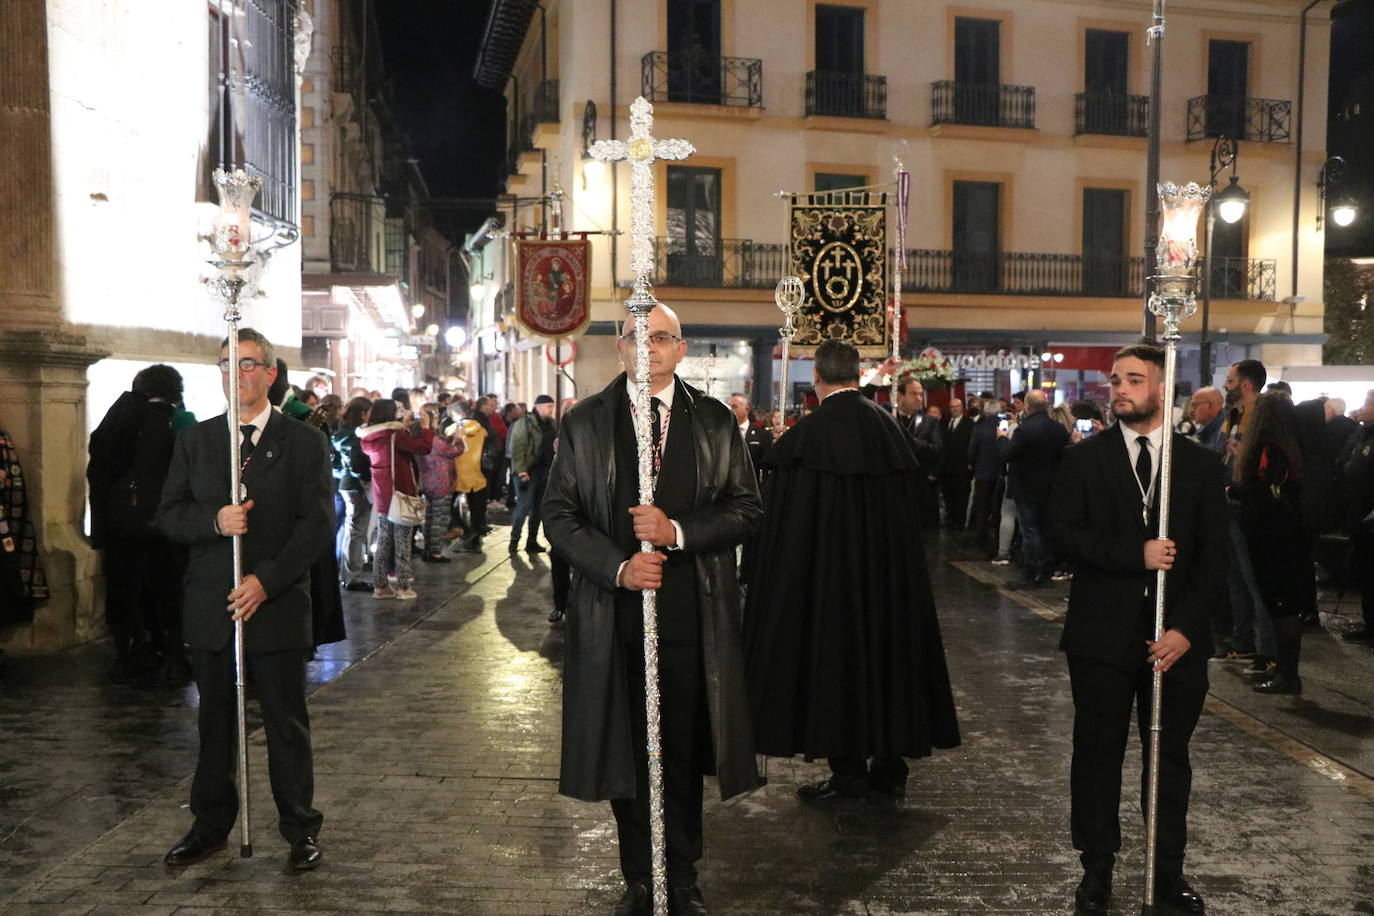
[589,96,694,916]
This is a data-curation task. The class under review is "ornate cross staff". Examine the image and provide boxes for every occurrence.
[773,277,803,439]
[589,95,694,916]
[208,167,262,859]
[1142,180,1208,913]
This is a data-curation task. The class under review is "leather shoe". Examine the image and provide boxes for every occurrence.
[547,608,565,623]
[1253,673,1302,695]
[1155,873,1204,912]
[288,835,323,870]
[526,542,547,553]
[796,776,866,801]
[1073,870,1111,913]
[669,883,708,915]
[164,830,225,867]
[612,881,651,916]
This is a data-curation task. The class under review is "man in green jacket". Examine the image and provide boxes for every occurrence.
[509,394,555,553]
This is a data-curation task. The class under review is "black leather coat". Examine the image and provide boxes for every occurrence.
[542,374,762,802]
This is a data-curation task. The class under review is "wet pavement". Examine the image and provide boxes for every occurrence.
[2,525,1374,914]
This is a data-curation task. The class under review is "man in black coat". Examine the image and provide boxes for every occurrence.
[938,396,974,528]
[542,305,761,916]
[1048,343,1227,915]
[728,392,772,478]
[1002,390,1070,588]
[744,340,960,802]
[967,399,1009,557]
[156,329,334,871]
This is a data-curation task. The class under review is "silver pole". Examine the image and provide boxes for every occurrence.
[892,162,909,404]
[1142,181,1208,913]
[773,277,803,439]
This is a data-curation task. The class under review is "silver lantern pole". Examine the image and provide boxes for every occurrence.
[590,97,695,916]
[208,167,263,859]
[1141,180,1209,913]
[891,160,909,404]
[773,277,803,439]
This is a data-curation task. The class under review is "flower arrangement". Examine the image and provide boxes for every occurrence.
[896,352,956,385]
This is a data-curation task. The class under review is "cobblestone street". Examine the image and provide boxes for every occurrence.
[4,528,1374,915]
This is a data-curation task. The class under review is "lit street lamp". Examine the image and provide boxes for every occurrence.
[1198,137,1249,388]
[1318,157,1359,230]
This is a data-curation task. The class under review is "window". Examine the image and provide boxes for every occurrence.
[1082,188,1127,296]
[952,181,1000,292]
[667,0,722,104]
[208,0,299,226]
[814,172,866,192]
[953,17,1001,123]
[815,5,864,75]
[666,166,723,286]
[1207,39,1249,139]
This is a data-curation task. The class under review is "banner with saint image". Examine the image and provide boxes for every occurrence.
[514,239,592,339]
[788,191,890,355]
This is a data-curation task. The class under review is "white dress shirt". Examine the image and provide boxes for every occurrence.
[1122,421,1164,509]
[617,378,685,587]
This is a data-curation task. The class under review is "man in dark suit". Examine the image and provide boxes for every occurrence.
[1002,390,1070,588]
[543,305,761,916]
[1048,343,1227,914]
[728,392,772,478]
[156,328,334,871]
[939,397,974,528]
[885,377,943,529]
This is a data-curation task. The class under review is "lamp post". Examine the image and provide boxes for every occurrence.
[1318,156,1359,231]
[1198,137,1248,389]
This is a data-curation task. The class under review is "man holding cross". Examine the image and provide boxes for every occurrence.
[543,304,761,916]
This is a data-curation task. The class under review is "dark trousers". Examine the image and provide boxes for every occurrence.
[1014,498,1052,583]
[1357,535,1374,631]
[939,473,971,529]
[1067,652,1206,875]
[551,553,571,613]
[509,470,547,546]
[190,646,322,844]
[104,538,180,660]
[610,636,709,889]
[970,479,1000,556]
[465,486,489,538]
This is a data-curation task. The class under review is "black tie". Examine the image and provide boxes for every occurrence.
[650,397,663,476]
[1135,435,1152,494]
[239,424,257,464]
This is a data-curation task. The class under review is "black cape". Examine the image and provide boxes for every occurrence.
[743,390,961,760]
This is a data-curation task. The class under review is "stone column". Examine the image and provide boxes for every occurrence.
[0,1,109,652]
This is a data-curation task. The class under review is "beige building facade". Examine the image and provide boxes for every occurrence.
[479,0,1331,406]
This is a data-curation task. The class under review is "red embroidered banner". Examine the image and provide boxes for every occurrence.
[514,239,592,339]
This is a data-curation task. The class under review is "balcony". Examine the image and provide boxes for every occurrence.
[805,71,886,119]
[1074,93,1149,137]
[329,194,386,273]
[1186,95,1291,143]
[647,238,787,288]
[930,81,1035,129]
[641,51,762,108]
[900,251,1277,301]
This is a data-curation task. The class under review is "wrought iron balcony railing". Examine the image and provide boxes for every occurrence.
[1186,95,1291,143]
[1207,257,1277,301]
[930,81,1035,129]
[805,70,887,119]
[330,194,386,273]
[519,78,561,150]
[648,238,787,289]
[1074,92,1149,137]
[641,51,763,108]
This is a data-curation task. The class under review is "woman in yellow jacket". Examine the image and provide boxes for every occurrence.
[454,398,493,552]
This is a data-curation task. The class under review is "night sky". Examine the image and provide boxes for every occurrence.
[374,0,1374,256]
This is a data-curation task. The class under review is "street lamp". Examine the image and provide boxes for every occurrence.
[1198,137,1249,388]
[1318,157,1358,230]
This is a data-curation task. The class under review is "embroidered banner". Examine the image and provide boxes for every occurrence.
[788,190,890,355]
[514,239,592,339]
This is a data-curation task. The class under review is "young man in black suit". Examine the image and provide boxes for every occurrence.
[156,328,335,870]
[1048,343,1228,914]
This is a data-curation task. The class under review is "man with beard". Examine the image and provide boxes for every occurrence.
[542,304,761,916]
[744,339,961,801]
[509,394,556,554]
[1222,359,1275,667]
[1048,343,1227,914]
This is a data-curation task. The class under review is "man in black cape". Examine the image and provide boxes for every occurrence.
[744,339,960,800]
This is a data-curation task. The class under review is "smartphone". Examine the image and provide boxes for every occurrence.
[1075,418,1094,435]
[998,418,1010,433]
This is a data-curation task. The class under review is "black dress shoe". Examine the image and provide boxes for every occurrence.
[612,881,651,916]
[1253,673,1302,695]
[796,776,866,801]
[420,553,451,563]
[289,835,323,870]
[548,608,565,623]
[526,542,547,553]
[669,883,708,915]
[1155,873,1204,912]
[1073,870,1111,913]
[164,830,225,867]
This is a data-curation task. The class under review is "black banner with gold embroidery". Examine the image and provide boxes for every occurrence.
[788,190,890,355]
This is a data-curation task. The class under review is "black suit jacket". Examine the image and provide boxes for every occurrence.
[156,410,334,653]
[742,423,773,475]
[939,414,974,478]
[1048,423,1228,667]
[1004,412,1070,503]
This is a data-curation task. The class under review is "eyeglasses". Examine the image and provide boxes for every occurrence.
[620,332,681,347]
[217,357,270,373]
